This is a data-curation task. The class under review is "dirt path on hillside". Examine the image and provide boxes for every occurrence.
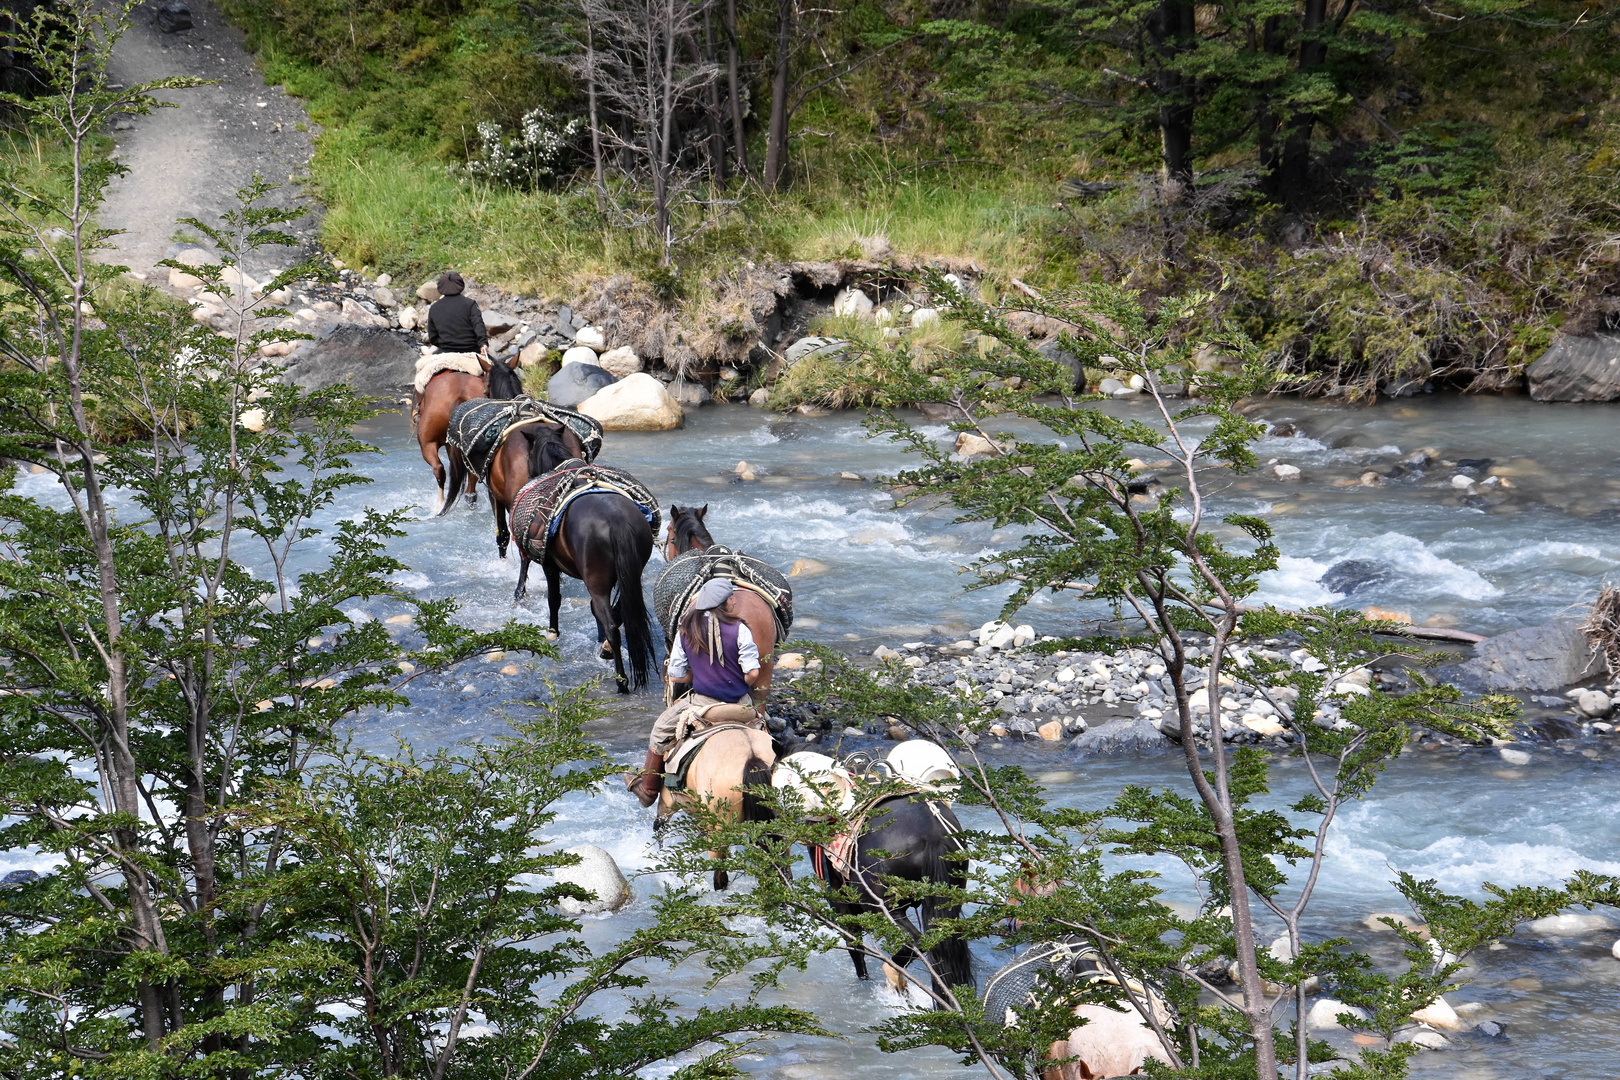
[98,0,320,276]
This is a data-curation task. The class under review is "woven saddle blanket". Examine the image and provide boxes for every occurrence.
[446,397,604,481]
[982,938,1173,1031]
[509,460,660,566]
[653,545,794,643]
[664,715,766,791]
[808,792,950,882]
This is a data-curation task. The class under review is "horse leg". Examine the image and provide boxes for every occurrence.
[587,585,627,692]
[710,847,728,892]
[514,555,531,603]
[544,562,562,641]
[421,437,446,511]
[492,490,509,561]
[828,891,869,980]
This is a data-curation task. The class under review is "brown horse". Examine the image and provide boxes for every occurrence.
[484,419,586,568]
[414,352,523,511]
[663,504,781,703]
[658,726,776,890]
[507,428,657,692]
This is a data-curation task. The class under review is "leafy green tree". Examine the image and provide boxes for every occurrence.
[0,5,821,1076]
[666,276,1618,1079]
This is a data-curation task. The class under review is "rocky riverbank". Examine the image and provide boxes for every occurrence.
[766,620,1620,757]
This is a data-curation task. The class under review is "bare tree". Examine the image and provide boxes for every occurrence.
[572,0,718,262]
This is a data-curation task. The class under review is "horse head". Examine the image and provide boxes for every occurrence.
[525,424,577,479]
[485,353,524,400]
[664,503,713,563]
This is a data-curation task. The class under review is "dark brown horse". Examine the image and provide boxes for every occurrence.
[415,352,523,511]
[663,505,781,703]
[484,420,586,567]
[506,428,657,692]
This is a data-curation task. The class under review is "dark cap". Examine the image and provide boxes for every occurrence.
[437,271,465,296]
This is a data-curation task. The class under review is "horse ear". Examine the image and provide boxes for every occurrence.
[669,503,679,519]
[477,357,493,374]
[697,504,708,520]
[506,353,521,370]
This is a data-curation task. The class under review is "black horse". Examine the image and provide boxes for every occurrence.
[814,795,973,1007]
[507,427,656,692]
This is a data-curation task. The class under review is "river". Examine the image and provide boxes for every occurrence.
[11,394,1620,1076]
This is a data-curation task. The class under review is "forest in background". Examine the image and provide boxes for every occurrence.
[217,0,1620,394]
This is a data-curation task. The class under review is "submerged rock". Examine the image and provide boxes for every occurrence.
[1319,559,1389,596]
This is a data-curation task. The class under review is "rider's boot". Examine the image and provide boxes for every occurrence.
[626,751,664,807]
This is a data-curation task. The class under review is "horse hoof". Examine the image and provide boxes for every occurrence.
[545,630,560,642]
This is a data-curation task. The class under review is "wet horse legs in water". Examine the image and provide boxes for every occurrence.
[825,798,972,1007]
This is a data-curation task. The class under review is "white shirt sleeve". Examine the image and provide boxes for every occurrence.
[736,622,759,673]
[667,633,689,680]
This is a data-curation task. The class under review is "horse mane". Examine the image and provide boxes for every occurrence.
[487,357,523,400]
[525,424,575,478]
[671,504,714,552]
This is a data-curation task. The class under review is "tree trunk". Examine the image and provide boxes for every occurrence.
[585,11,607,211]
[655,0,678,259]
[725,0,747,175]
[1273,0,1328,208]
[1147,0,1196,200]
[763,0,793,191]
[700,3,726,182]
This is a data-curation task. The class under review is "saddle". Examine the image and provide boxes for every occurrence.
[509,459,660,566]
[414,351,483,394]
[982,939,1175,1031]
[446,397,605,481]
[653,545,794,642]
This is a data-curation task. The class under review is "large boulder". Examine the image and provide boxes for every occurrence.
[1071,718,1172,756]
[598,345,643,378]
[1527,332,1620,402]
[1453,619,1601,691]
[833,287,874,318]
[553,844,632,915]
[578,372,684,430]
[547,362,617,407]
[560,345,599,368]
[1036,337,1083,390]
[280,325,419,400]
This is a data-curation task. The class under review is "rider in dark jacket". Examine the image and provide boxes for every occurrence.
[426,271,488,353]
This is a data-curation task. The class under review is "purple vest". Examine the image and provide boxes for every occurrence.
[684,619,750,702]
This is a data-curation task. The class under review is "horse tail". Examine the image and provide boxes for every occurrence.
[920,806,972,991]
[438,447,467,517]
[740,755,775,823]
[614,528,655,690]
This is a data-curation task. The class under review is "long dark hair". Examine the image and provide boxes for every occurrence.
[680,597,740,664]
[525,425,575,478]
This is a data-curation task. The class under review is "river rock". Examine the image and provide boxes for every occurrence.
[749,387,770,407]
[671,381,710,407]
[788,558,827,577]
[554,844,632,914]
[2,869,40,885]
[578,372,684,430]
[398,305,419,330]
[598,345,642,377]
[1408,1030,1449,1050]
[1071,718,1171,755]
[1454,618,1601,692]
[1527,911,1614,935]
[1272,463,1301,480]
[833,288,874,318]
[1306,998,1368,1030]
[341,298,389,328]
[574,326,607,351]
[416,280,440,302]
[911,307,940,328]
[956,432,997,457]
[784,336,848,367]
[1527,331,1620,402]
[280,324,420,399]
[1577,689,1613,718]
[483,311,517,335]
[1097,377,1125,395]
[547,362,617,407]
[169,266,204,289]
[373,285,397,308]
[1410,996,1460,1030]
[518,341,546,367]
[560,345,599,368]
[1320,559,1389,595]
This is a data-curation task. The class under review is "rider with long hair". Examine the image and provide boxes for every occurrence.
[627,578,763,806]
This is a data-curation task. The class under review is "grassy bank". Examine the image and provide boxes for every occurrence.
[218,0,1620,394]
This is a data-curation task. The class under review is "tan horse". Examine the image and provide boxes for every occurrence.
[657,725,775,890]
[414,353,523,511]
[663,504,779,702]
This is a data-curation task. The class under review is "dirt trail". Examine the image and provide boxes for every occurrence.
[98,0,320,276]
